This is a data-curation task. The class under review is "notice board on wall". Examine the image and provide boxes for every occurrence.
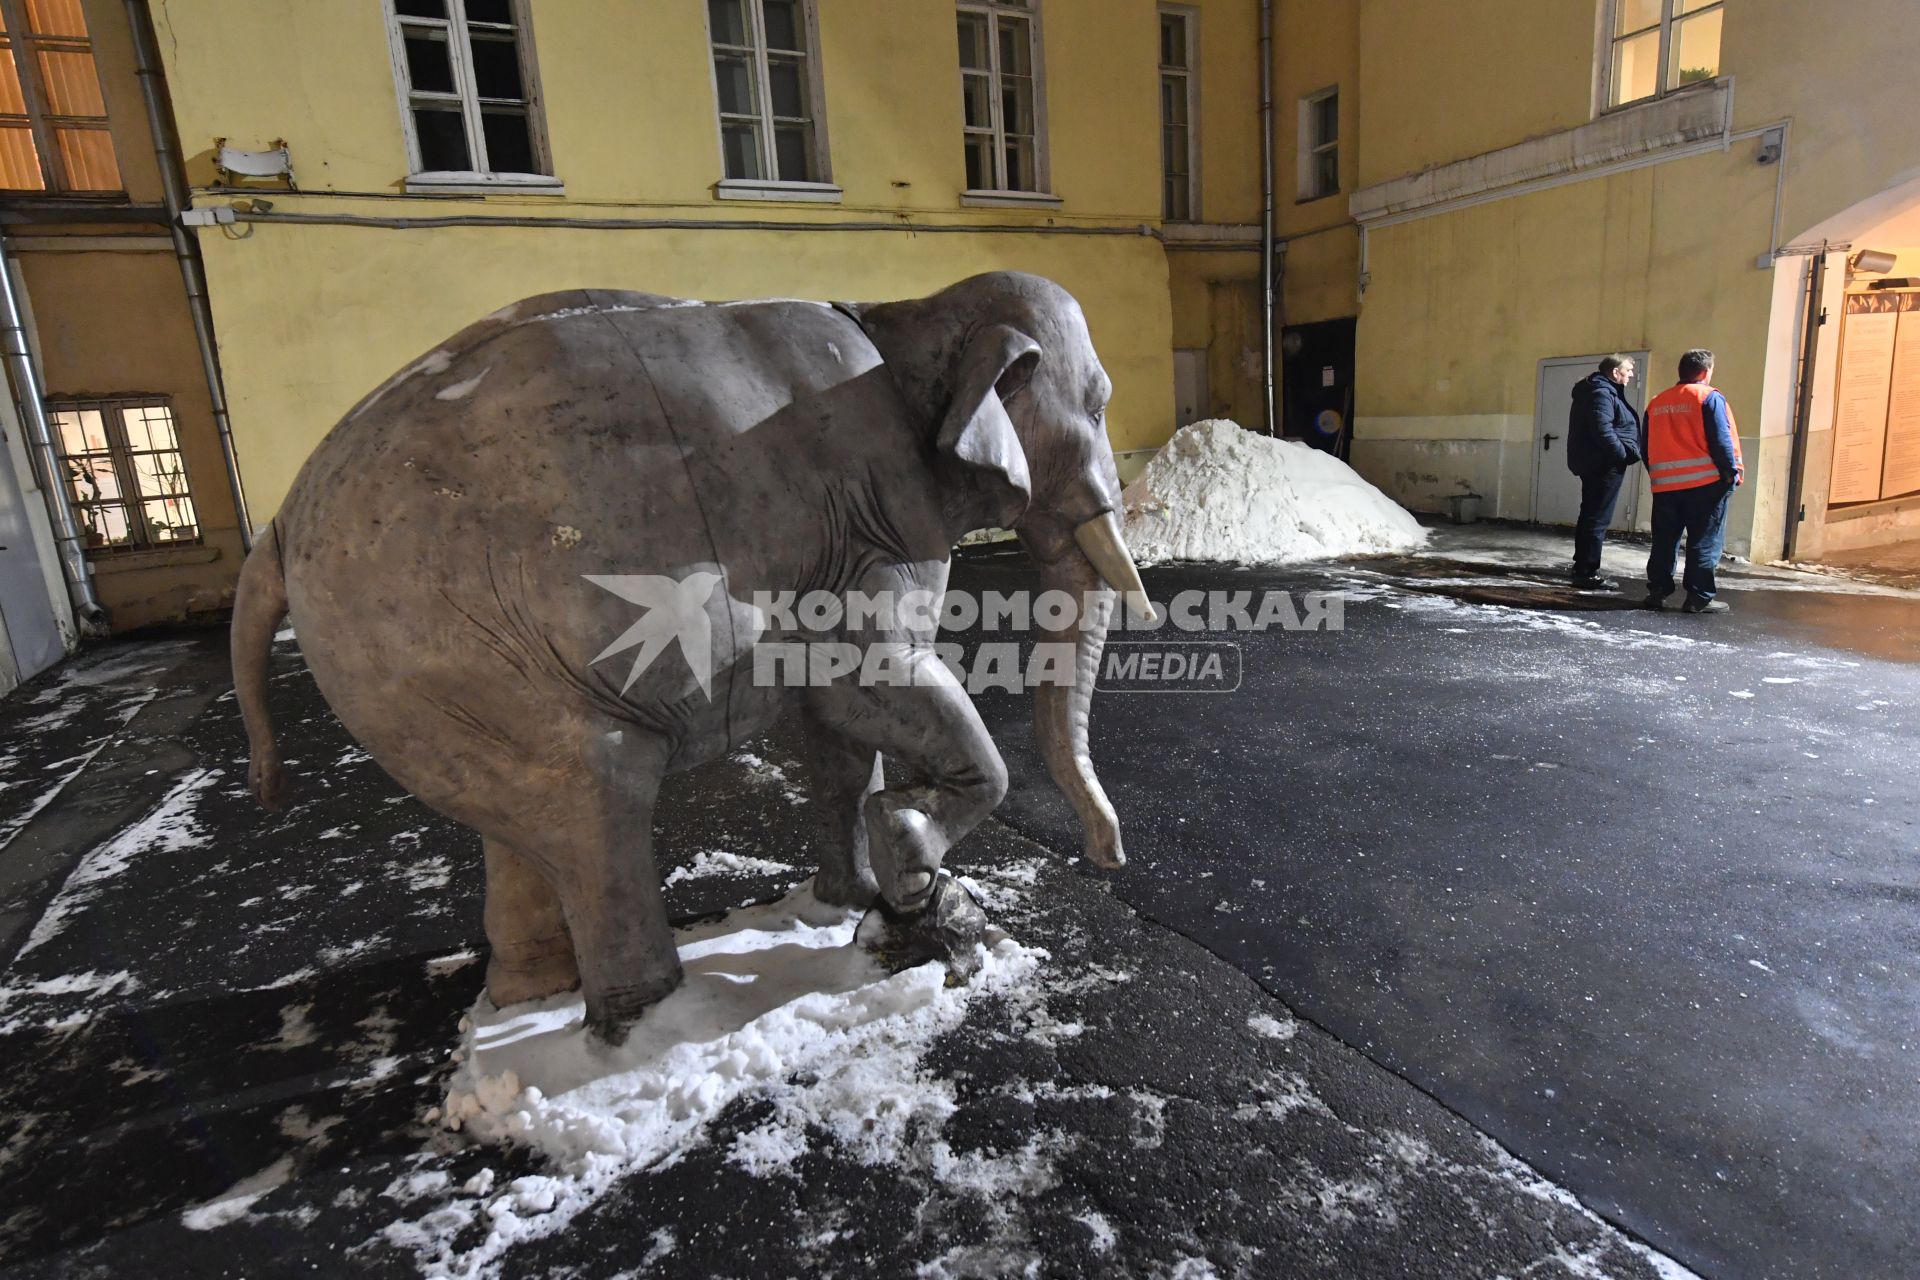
[1828,293,1901,505]
[1882,293,1920,499]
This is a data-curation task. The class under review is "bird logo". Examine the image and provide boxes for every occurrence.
[584,572,725,698]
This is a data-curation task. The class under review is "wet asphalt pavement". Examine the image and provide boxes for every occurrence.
[0,525,1911,1278]
[953,531,1920,1280]
[0,605,1679,1279]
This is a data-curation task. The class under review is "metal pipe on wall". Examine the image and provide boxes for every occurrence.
[1782,245,1828,561]
[1259,0,1277,436]
[123,0,253,551]
[0,238,106,628]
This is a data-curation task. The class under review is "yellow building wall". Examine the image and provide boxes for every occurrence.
[1353,150,1776,536]
[149,0,1190,521]
[1273,0,1358,326]
[0,1,243,629]
[1354,0,1593,188]
[196,223,1172,520]
[18,244,243,624]
[1160,0,1265,435]
[1342,0,1920,560]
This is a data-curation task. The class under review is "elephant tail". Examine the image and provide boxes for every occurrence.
[231,520,293,811]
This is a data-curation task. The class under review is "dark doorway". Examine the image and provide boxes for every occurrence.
[1280,316,1356,459]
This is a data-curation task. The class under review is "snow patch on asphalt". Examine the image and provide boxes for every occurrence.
[1358,583,1728,652]
[182,1155,297,1230]
[1248,1012,1299,1040]
[18,768,223,956]
[662,849,798,885]
[1123,419,1427,566]
[729,751,808,804]
[386,884,1039,1276]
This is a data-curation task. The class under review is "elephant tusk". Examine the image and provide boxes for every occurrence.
[1072,510,1158,625]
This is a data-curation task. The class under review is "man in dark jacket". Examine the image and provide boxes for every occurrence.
[1565,354,1642,588]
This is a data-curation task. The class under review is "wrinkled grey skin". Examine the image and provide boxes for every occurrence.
[230,271,1146,1043]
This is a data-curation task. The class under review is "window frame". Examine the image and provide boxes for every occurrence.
[956,0,1055,203]
[46,395,201,556]
[0,0,123,196]
[1158,5,1199,224]
[381,0,558,192]
[704,0,836,201]
[1297,84,1338,203]
[1601,0,1725,112]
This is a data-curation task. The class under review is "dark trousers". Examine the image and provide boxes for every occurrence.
[1572,466,1627,579]
[1647,481,1733,603]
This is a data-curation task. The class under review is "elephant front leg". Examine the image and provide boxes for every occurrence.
[806,644,1008,915]
[797,713,884,909]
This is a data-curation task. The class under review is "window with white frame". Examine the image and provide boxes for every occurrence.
[1159,7,1196,222]
[957,1,1047,194]
[385,0,547,180]
[48,398,199,553]
[708,0,827,187]
[1606,0,1723,109]
[1298,86,1337,201]
[0,0,121,193]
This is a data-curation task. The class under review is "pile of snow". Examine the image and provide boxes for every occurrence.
[1122,418,1426,565]
[396,884,1039,1274]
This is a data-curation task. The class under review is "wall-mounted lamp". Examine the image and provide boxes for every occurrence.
[214,138,296,189]
[1753,128,1784,166]
[1849,249,1899,275]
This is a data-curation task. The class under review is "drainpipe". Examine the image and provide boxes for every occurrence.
[1781,245,1827,562]
[0,239,107,630]
[123,0,252,551]
[1259,0,1277,436]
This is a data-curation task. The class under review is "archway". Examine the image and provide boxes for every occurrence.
[1764,173,1920,567]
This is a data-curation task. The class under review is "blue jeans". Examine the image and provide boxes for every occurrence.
[1572,466,1627,579]
[1647,481,1733,603]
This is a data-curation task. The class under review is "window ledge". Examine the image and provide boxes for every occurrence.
[403,172,566,196]
[1601,75,1730,117]
[88,543,220,574]
[714,179,843,204]
[961,189,1064,209]
[1348,78,1733,227]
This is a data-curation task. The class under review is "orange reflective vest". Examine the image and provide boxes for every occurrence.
[1645,381,1742,493]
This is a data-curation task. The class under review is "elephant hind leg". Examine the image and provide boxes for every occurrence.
[510,726,683,1045]
[483,837,579,1008]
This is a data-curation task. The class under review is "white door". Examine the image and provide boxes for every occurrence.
[1173,349,1208,427]
[1532,353,1647,527]
[0,427,65,688]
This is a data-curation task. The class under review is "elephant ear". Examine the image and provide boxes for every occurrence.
[939,323,1040,532]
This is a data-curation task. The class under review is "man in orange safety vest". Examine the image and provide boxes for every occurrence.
[1643,349,1743,614]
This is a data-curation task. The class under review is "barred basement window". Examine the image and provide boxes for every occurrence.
[707,0,828,185]
[0,0,123,193]
[48,398,200,553]
[957,0,1048,194]
[385,0,548,181]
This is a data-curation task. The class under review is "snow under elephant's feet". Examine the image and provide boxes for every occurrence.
[856,871,990,985]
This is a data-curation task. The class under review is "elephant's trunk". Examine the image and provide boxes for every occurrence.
[1032,542,1126,868]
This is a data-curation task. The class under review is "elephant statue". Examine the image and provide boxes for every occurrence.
[229,271,1152,1043]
